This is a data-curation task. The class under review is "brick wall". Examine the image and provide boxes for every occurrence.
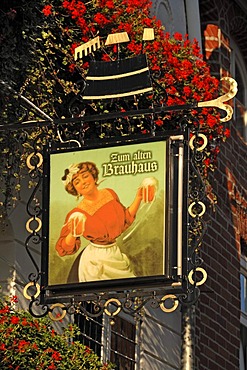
[195,126,247,369]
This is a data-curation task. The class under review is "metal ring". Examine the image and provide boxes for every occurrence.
[26,217,42,233]
[48,303,67,321]
[188,267,207,286]
[188,201,206,218]
[189,134,208,151]
[160,294,179,313]
[23,282,41,300]
[26,152,43,170]
[104,298,122,317]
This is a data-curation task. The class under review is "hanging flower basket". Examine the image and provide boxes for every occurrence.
[0,0,234,216]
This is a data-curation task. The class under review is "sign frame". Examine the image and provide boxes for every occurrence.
[41,130,189,303]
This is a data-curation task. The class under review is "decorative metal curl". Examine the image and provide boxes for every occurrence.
[77,301,104,318]
[186,128,209,307]
[188,267,207,286]
[149,292,160,309]
[160,294,179,313]
[24,141,44,303]
[26,152,43,171]
[188,201,206,218]
[23,282,41,300]
[189,134,208,152]
[23,288,185,321]
[26,216,42,233]
[26,170,43,218]
[25,234,42,276]
[104,298,122,317]
[179,287,200,307]
[48,303,67,321]
[29,299,50,318]
[198,77,238,122]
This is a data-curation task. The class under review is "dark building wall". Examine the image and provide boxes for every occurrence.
[195,126,246,369]
[196,1,247,368]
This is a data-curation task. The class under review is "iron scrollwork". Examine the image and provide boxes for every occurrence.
[19,78,237,320]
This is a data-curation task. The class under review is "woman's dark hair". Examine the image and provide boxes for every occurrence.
[62,162,99,196]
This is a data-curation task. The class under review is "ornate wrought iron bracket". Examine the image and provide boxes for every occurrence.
[0,77,237,320]
[22,126,209,321]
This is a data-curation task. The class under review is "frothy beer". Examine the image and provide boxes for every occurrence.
[141,177,158,203]
[68,212,86,237]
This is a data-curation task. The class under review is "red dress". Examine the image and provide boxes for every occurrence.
[55,188,136,282]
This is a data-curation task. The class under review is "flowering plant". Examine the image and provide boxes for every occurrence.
[0,0,232,214]
[1,0,229,148]
[0,295,114,369]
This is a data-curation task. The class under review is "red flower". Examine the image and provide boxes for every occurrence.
[204,158,211,167]
[118,21,132,34]
[155,119,163,127]
[94,13,110,26]
[142,17,152,27]
[10,295,18,303]
[52,350,62,361]
[42,5,52,16]
[0,305,10,314]
[206,114,218,128]
[69,63,76,73]
[0,343,6,350]
[18,340,30,352]
[105,0,114,9]
[48,364,57,370]
[224,128,231,138]
[193,92,202,102]
[101,54,111,62]
[21,318,29,326]
[70,43,80,56]
[127,41,142,54]
[213,146,220,155]
[85,346,91,354]
[174,32,183,41]
[33,320,40,330]
[11,316,19,325]
[82,61,89,69]
[183,86,192,97]
[0,317,6,324]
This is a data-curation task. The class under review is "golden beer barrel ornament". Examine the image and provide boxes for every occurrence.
[160,294,179,313]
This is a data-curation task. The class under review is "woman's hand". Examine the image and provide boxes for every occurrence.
[136,186,143,201]
[128,187,143,218]
[67,212,86,237]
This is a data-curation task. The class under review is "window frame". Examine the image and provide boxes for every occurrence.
[76,307,141,369]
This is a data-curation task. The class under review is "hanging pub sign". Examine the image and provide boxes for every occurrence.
[41,130,189,302]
